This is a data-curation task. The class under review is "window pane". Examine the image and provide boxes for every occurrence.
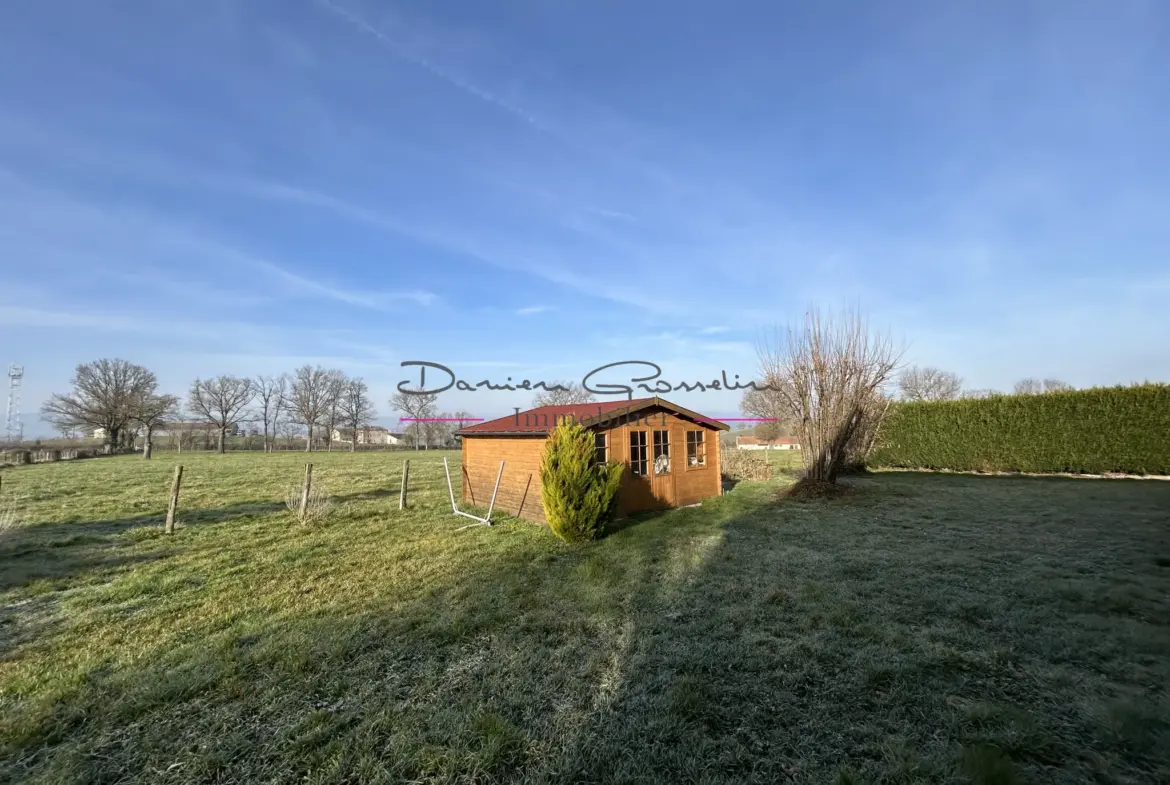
[629,431,647,476]
[594,432,606,464]
[686,431,705,466]
[653,430,670,474]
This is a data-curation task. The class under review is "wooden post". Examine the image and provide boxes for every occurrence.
[300,463,313,514]
[165,465,183,534]
[399,459,409,510]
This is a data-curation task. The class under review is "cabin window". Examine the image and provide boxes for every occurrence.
[686,431,706,467]
[594,432,607,464]
[653,430,670,474]
[629,431,648,476]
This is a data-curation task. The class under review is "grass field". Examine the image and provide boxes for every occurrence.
[1,452,1168,784]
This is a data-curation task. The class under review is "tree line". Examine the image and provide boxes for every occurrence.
[40,358,474,458]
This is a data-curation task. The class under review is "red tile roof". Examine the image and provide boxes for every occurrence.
[456,397,729,436]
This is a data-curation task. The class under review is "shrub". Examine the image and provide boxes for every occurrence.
[284,481,334,526]
[868,383,1170,475]
[720,450,773,481]
[540,421,624,543]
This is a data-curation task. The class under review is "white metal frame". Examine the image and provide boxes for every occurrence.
[444,456,504,530]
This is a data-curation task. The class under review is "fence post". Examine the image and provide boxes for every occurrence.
[165,465,183,534]
[300,463,313,515]
[399,459,409,510]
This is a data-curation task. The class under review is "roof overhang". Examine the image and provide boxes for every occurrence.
[456,396,730,437]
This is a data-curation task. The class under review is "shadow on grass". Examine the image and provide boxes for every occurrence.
[0,500,290,592]
[3,473,1169,783]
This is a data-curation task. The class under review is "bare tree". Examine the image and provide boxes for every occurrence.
[1014,378,1071,395]
[337,378,378,452]
[756,306,902,486]
[322,370,347,452]
[532,382,596,407]
[252,374,288,453]
[898,366,962,402]
[427,413,458,448]
[40,359,159,454]
[278,418,302,449]
[755,421,783,441]
[1013,378,1044,395]
[288,365,336,452]
[188,376,254,454]
[741,386,796,437]
[133,394,180,459]
[390,389,438,450]
[961,388,1001,399]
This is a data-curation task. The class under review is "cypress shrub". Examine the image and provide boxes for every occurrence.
[540,421,625,543]
[868,383,1170,475]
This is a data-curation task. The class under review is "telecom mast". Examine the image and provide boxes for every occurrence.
[5,364,23,442]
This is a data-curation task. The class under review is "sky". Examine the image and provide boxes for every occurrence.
[1,0,1168,435]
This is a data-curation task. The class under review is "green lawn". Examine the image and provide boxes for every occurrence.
[1,452,1168,784]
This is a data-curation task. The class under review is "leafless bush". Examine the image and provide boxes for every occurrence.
[1014,378,1073,395]
[284,481,334,525]
[757,306,902,485]
[720,451,774,482]
[898,366,962,401]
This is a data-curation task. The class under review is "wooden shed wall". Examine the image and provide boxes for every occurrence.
[462,436,548,523]
[461,404,723,524]
[597,409,722,515]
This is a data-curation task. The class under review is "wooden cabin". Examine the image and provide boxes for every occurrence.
[455,397,729,523]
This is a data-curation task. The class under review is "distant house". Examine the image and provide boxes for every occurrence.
[736,435,801,450]
[331,426,404,446]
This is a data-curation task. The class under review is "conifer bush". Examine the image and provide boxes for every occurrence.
[540,421,625,543]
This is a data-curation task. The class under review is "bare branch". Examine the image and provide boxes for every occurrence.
[532,382,595,407]
[337,377,378,451]
[252,374,289,453]
[188,375,254,454]
[40,358,158,453]
[390,389,438,450]
[756,306,903,485]
[898,366,963,402]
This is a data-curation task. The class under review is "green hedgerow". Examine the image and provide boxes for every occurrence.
[869,383,1170,475]
[540,420,624,543]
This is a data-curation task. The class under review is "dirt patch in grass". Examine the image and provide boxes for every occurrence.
[781,477,857,501]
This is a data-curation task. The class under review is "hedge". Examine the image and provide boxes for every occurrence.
[867,384,1170,475]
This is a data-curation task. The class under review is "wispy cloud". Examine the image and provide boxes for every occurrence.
[515,305,552,316]
[314,0,549,131]
[698,325,732,335]
[0,173,435,314]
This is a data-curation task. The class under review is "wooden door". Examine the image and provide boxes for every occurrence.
[649,428,676,507]
[621,428,666,512]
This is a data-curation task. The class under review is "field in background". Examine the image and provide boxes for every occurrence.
[761,448,804,471]
[1,452,1168,783]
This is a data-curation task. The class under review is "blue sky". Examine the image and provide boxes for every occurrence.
[2,0,1168,434]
